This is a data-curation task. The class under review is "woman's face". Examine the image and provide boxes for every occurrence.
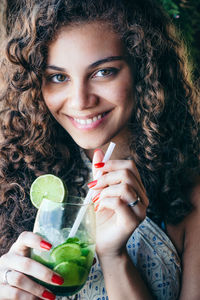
[42,22,135,150]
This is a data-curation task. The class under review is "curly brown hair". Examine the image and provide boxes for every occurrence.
[0,0,199,255]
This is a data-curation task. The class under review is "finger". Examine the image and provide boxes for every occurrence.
[94,159,145,191]
[95,183,149,207]
[1,253,64,287]
[92,148,105,178]
[1,269,56,300]
[9,232,52,256]
[99,196,145,220]
[89,168,148,205]
[96,197,146,227]
[0,284,39,300]
[90,169,136,189]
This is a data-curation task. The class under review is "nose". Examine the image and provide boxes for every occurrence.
[68,80,98,111]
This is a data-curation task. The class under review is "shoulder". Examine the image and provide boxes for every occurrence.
[166,178,200,299]
[166,177,200,255]
[182,177,200,249]
[173,178,200,299]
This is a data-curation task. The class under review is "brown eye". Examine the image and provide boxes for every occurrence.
[94,68,118,78]
[49,74,68,83]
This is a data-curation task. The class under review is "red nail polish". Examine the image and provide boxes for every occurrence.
[94,149,101,153]
[94,162,105,168]
[94,203,100,212]
[40,240,52,250]
[92,193,100,203]
[42,290,56,300]
[88,180,97,188]
[51,273,64,285]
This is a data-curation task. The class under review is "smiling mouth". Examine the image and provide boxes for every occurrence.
[73,112,109,125]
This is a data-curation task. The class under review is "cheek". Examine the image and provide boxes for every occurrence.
[118,86,134,104]
[42,88,65,112]
[118,78,135,110]
[106,82,134,107]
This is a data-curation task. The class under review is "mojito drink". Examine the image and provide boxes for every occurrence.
[31,233,95,295]
[30,192,95,296]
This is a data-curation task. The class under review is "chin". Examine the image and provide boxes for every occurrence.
[73,137,108,150]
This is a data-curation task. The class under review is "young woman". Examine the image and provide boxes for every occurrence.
[0,0,199,299]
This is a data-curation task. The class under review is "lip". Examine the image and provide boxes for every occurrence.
[69,110,111,130]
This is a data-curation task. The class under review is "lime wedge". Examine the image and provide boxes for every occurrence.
[30,174,67,208]
[77,256,87,267]
[51,243,81,264]
[53,261,88,286]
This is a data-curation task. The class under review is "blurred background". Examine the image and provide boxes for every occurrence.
[158,0,200,82]
[0,0,200,82]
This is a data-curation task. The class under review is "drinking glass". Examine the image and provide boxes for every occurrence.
[31,196,95,296]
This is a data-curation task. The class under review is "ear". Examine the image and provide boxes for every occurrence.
[92,149,105,179]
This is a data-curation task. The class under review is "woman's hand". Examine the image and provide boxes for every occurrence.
[89,149,149,259]
[0,231,64,300]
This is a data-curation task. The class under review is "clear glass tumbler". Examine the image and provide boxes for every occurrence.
[31,196,95,296]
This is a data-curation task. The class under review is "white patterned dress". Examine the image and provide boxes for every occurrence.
[57,151,181,300]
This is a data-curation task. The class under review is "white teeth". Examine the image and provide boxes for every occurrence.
[74,114,102,125]
[86,119,92,124]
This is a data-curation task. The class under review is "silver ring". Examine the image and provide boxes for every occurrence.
[128,195,141,207]
[2,269,12,285]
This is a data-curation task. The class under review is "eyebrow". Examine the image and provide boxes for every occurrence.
[46,56,124,71]
[89,56,123,68]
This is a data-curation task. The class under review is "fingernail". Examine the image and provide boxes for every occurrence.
[94,203,100,212]
[88,180,97,188]
[51,273,64,285]
[92,193,100,203]
[42,290,56,300]
[40,240,52,250]
[94,149,101,153]
[94,162,105,168]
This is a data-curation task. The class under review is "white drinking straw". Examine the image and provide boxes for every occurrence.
[68,142,116,238]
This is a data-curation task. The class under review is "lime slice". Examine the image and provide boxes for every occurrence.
[51,243,81,264]
[53,261,88,286]
[30,174,67,208]
[77,256,87,267]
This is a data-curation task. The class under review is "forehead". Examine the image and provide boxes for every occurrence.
[46,22,125,66]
